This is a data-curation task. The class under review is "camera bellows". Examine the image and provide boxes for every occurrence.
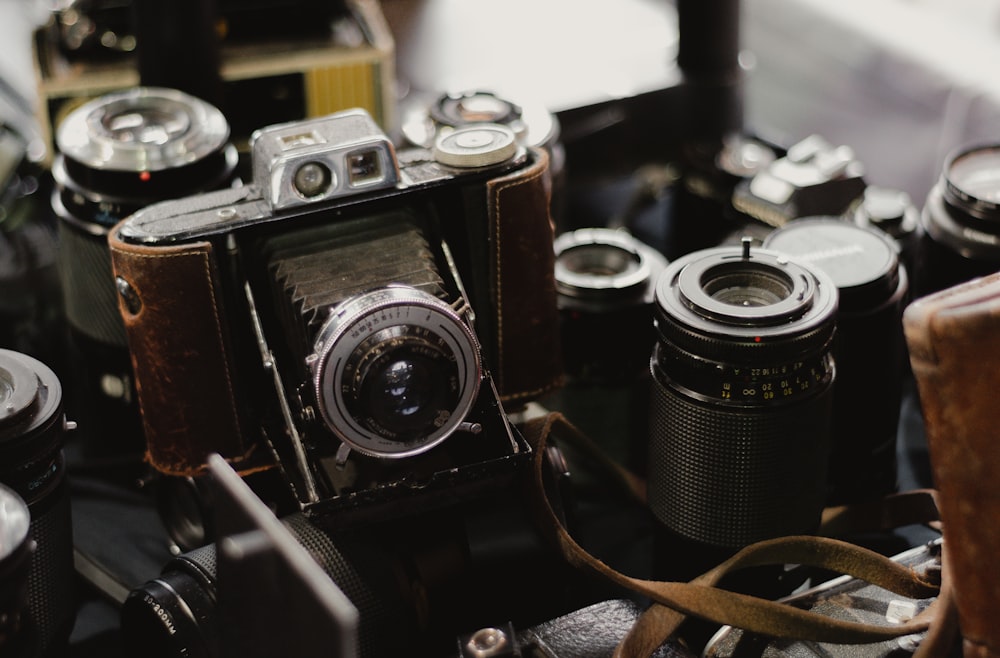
[264,211,447,355]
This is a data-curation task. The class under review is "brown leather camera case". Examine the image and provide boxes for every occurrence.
[108,149,561,477]
[904,271,1000,658]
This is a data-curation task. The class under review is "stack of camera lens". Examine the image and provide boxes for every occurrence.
[50,87,238,464]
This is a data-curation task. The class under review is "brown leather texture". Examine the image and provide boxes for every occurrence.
[487,148,564,404]
[108,226,256,476]
[904,271,1000,658]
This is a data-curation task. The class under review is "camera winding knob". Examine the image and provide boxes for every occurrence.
[432,124,517,168]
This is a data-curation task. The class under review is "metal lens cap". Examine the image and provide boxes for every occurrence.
[763,217,901,312]
[432,124,517,168]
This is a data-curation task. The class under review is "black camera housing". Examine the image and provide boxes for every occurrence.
[108,109,561,526]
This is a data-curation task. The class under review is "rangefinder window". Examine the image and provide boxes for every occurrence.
[347,149,383,187]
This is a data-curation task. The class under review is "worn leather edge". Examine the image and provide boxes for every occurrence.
[903,271,1000,658]
[108,224,257,476]
[487,147,564,404]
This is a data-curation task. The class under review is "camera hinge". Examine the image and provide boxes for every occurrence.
[244,281,321,503]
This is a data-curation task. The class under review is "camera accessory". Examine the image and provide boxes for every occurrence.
[904,271,1000,658]
[0,349,76,658]
[915,142,1000,297]
[0,122,63,372]
[400,89,566,224]
[543,228,667,471]
[108,108,560,527]
[703,539,945,658]
[731,134,867,229]
[0,484,32,653]
[648,240,837,580]
[853,185,920,278]
[456,599,695,658]
[764,218,908,504]
[123,450,577,658]
[51,86,237,462]
[122,511,407,658]
[33,0,397,158]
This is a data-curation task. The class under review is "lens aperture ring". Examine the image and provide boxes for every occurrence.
[652,341,834,407]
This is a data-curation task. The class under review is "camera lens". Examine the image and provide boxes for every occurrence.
[311,286,481,458]
[0,484,32,654]
[648,243,837,579]
[764,218,908,505]
[0,349,76,658]
[362,352,450,436]
[51,87,237,464]
[544,228,666,472]
[916,143,1000,296]
[122,514,414,658]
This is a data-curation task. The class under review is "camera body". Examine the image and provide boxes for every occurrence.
[108,108,561,524]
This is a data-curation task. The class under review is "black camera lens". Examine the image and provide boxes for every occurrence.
[0,349,76,658]
[121,514,414,658]
[916,143,1000,296]
[648,242,837,580]
[51,87,238,465]
[544,228,666,472]
[764,218,908,505]
[0,484,33,654]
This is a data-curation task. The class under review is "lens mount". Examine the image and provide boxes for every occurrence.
[310,286,481,458]
[652,246,837,406]
[656,246,837,351]
[0,350,64,460]
[554,228,667,310]
[942,143,1000,223]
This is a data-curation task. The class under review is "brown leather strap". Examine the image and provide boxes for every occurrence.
[520,412,949,657]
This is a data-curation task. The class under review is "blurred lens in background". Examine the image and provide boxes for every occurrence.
[0,123,63,372]
[0,349,76,658]
[647,242,837,583]
[0,483,33,655]
[543,228,666,472]
[764,218,908,505]
[916,143,1000,297]
[50,87,237,467]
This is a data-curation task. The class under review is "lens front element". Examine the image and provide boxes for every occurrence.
[311,287,481,458]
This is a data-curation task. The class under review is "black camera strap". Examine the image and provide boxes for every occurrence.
[519,412,958,658]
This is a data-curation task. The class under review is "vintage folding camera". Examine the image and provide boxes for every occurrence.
[107,108,561,525]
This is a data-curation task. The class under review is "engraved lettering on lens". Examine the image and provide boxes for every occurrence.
[647,245,837,581]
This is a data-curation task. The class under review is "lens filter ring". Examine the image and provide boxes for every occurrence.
[310,286,481,458]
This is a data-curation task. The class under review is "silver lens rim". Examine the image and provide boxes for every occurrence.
[310,286,481,458]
